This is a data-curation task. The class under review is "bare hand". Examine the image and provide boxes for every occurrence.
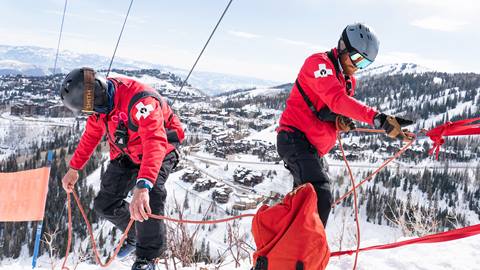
[130,188,152,222]
[62,168,79,193]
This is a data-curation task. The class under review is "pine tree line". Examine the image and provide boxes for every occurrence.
[0,128,105,260]
[332,166,479,235]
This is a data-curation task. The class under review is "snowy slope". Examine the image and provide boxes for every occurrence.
[107,72,205,98]
[2,234,480,270]
[0,60,45,76]
[356,63,431,78]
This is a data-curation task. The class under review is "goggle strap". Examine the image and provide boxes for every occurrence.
[341,29,355,53]
[82,68,95,113]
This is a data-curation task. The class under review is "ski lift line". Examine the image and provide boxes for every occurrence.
[172,0,234,105]
[105,0,134,78]
[54,202,67,232]
[52,0,68,75]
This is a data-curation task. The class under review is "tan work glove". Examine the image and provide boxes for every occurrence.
[337,115,356,133]
[374,113,414,142]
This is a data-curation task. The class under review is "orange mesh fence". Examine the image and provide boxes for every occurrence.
[0,167,50,222]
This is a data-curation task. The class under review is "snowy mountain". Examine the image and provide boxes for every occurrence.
[0,45,279,95]
[356,63,431,78]
[0,60,45,76]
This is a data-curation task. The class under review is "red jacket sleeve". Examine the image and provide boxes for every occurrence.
[300,55,377,125]
[130,96,168,184]
[70,114,106,170]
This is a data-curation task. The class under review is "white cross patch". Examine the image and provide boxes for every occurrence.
[135,102,154,121]
[314,64,333,78]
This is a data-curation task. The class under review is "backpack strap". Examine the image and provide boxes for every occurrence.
[127,90,163,132]
[294,49,352,122]
[253,256,268,270]
[295,79,317,117]
[326,50,340,80]
[295,79,337,122]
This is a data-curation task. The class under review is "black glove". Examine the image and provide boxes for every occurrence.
[374,113,414,141]
[166,128,180,143]
[316,107,338,122]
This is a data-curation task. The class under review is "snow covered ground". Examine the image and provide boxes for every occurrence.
[2,221,479,270]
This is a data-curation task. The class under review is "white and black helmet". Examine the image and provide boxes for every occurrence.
[59,67,108,113]
[339,23,380,63]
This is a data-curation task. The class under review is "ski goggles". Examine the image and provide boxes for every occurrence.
[349,51,373,69]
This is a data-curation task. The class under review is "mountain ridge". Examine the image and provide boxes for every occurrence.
[0,44,279,95]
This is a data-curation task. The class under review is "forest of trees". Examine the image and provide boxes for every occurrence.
[0,128,105,260]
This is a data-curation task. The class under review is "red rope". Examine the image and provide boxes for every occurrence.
[331,223,480,257]
[61,190,254,269]
[333,123,416,270]
[426,117,480,160]
[332,131,415,207]
[331,123,480,265]
[336,127,361,269]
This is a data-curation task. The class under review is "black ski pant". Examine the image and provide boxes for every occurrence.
[277,130,332,226]
[93,151,178,260]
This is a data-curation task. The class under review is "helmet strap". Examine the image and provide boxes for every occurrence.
[82,68,95,114]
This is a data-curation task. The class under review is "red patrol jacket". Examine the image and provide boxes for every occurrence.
[278,48,378,156]
[69,77,185,184]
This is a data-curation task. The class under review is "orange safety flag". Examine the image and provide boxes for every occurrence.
[0,167,50,221]
[252,183,330,270]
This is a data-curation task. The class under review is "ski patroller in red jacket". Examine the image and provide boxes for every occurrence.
[279,48,378,156]
[69,77,185,184]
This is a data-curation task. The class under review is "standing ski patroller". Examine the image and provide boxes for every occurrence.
[60,68,185,270]
[277,23,414,227]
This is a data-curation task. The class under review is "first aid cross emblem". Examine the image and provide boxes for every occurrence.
[314,64,333,78]
[135,102,154,120]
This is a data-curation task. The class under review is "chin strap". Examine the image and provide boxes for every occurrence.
[82,67,95,114]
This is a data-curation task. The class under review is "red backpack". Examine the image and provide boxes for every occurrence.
[252,183,330,270]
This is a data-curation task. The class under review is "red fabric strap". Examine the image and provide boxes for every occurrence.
[331,223,480,257]
[426,117,480,159]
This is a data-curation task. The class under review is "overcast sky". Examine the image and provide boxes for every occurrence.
[1,0,479,82]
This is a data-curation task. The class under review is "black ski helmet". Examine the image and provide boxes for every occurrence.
[59,68,108,113]
[339,23,380,62]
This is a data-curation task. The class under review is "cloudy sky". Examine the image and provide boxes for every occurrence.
[1,0,479,82]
